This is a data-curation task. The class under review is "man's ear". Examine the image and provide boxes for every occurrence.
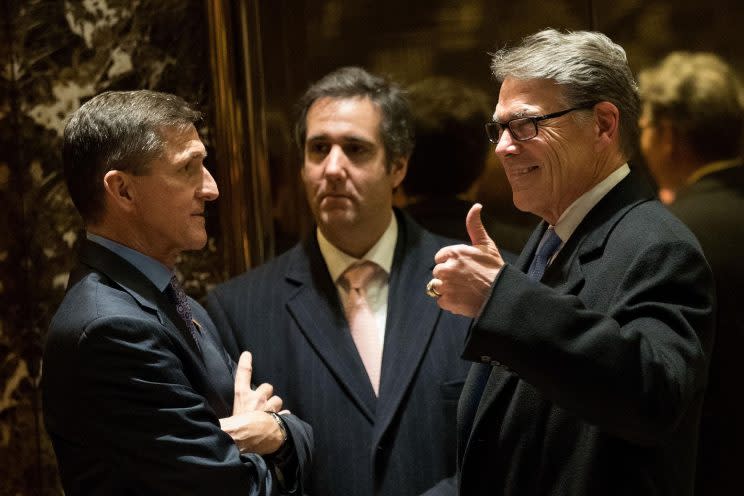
[593,101,620,150]
[102,170,136,213]
[389,156,409,189]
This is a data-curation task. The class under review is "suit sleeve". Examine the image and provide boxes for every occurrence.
[191,298,315,494]
[76,314,282,495]
[463,234,715,445]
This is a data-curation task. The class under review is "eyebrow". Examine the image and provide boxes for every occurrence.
[494,108,532,123]
[306,134,374,145]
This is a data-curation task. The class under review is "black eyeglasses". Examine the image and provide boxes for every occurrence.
[485,105,596,143]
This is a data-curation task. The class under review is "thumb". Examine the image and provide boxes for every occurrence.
[466,203,495,248]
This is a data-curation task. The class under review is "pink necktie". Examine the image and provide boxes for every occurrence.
[341,261,383,396]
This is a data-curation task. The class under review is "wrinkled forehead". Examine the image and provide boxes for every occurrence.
[494,78,566,121]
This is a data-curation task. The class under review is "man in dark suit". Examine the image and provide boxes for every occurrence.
[429,30,715,495]
[207,67,471,496]
[42,90,312,495]
[638,51,744,494]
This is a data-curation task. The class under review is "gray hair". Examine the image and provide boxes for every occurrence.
[490,29,640,159]
[63,90,202,223]
[638,51,744,162]
[294,66,414,170]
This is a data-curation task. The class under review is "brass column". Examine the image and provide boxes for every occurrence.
[206,0,274,275]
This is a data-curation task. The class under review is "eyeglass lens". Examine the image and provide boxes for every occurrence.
[485,118,537,143]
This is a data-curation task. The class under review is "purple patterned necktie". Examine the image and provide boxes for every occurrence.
[164,275,202,353]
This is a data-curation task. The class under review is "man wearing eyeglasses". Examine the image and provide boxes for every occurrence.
[427,29,715,496]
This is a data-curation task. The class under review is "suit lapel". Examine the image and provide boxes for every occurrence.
[78,240,230,417]
[372,213,443,444]
[467,171,656,442]
[285,238,377,422]
[542,171,654,290]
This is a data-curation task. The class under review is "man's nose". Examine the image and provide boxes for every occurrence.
[198,166,219,201]
[323,146,347,178]
[494,127,520,157]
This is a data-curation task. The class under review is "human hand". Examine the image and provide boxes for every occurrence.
[232,352,283,414]
[219,410,286,455]
[429,203,505,317]
[220,351,286,454]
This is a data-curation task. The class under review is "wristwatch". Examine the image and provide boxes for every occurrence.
[267,411,288,443]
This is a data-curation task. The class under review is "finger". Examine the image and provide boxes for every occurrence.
[278,409,291,415]
[426,278,443,299]
[266,395,283,413]
[254,383,274,400]
[233,352,253,395]
[434,244,463,264]
[466,203,495,249]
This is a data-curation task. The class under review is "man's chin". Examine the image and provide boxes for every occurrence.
[317,210,355,229]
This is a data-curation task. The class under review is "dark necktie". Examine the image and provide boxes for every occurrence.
[164,275,202,353]
[526,227,562,281]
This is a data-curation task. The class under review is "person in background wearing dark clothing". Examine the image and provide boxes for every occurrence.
[401,77,489,240]
[428,29,715,496]
[207,67,471,496]
[42,90,312,495]
[400,76,536,252]
[638,51,744,495]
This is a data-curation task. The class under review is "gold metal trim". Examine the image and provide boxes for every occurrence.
[206,0,274,275]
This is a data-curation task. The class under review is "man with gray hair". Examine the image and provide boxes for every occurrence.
[428,30,715,495]
[638,51,744,494]
[42,90,312,495]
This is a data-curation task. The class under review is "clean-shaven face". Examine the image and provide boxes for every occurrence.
[493,78,598,223]
[129,125,218,265]
[301,96,406,244]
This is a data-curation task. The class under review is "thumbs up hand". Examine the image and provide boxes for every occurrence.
[429,204,505,317]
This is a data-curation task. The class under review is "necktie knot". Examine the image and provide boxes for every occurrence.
[341,261,380,292]
[527,227,562,281]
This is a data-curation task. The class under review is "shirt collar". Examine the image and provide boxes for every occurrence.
[317,213,398,284]
[553,163,630,242]
[86,233,173,292]
[686,158,741,185]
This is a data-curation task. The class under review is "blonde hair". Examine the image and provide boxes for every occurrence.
[638,52,744,161]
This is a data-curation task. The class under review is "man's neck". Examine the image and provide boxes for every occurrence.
[87,223,177,269]
[318,212,394,259]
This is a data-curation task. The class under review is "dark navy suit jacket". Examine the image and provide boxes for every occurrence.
[42,240,313,495]
[456,172,715,495]
[207,211,472,496]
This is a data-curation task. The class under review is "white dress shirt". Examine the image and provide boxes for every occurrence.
[317,214,398,343]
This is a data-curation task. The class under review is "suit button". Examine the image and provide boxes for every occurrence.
[480,355,491,363]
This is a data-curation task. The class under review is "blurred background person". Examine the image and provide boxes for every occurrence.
[638,51,744,495]
[399,77,489,241]
[399,76,537,251]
